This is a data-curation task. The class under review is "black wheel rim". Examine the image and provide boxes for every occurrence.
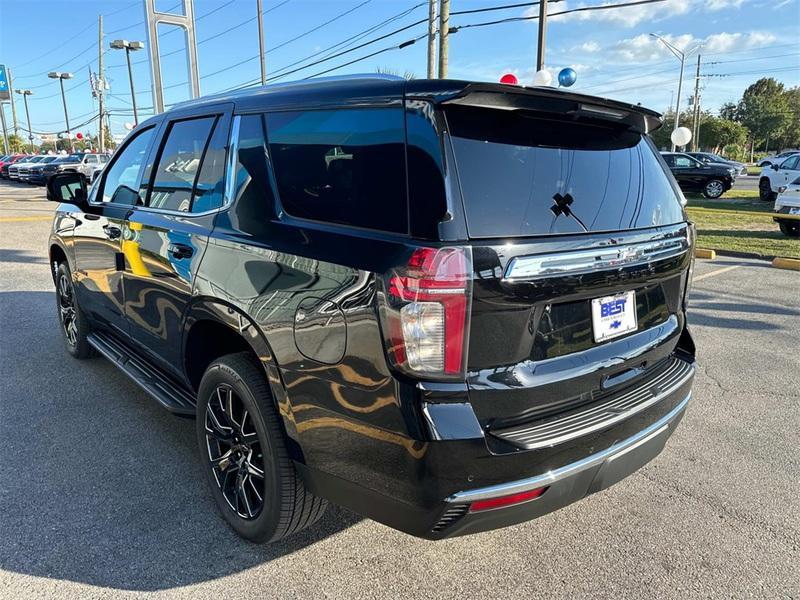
[205,384,266,520]
[57,272,78,347]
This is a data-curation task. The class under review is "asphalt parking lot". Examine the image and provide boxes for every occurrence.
[0,180,797,599]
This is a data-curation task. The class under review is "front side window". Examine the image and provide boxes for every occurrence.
[266,108,408,233]
[673,155,696,168]
[101,127,155,204]
[86,155,98,164]
[779,156,799,171]
[147,116,216,212]
[191,117,228,213]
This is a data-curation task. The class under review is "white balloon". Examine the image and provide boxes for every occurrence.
[124,122,135,131]
[671,126,692,147]
[532,69,552,87]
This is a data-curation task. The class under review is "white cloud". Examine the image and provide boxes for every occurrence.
[607,31,777,62]
[576,41,601,52]
[532,0,749,28]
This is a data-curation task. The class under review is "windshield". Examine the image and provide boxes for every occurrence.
[63,155,81,163]
[446,106,685,238]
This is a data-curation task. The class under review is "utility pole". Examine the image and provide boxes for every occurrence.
[691,54,701,151]
[536,0,548,71]
[98,15,105,153]
[7,67,19,136]
[257,0,267,85]
[437,0,450,79]
[427,0,437,79]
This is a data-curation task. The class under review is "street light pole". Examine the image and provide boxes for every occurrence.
[650,34,701,151]
[48,71,74,148]
[110,40,144,126]
[536,0,548,72]
[15,89,34,152]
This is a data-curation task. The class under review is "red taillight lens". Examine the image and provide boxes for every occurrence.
[468,487,548,512]
[382,246,472,378]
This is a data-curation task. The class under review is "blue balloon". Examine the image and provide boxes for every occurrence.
[558,67,577,87]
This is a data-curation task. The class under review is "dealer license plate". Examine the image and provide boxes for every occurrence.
[591,291,638,343]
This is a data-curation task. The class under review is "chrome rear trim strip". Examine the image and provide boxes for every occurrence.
[504,237,689,281]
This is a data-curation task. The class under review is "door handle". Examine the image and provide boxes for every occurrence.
[168,243,194,260]
[103,224,122,240]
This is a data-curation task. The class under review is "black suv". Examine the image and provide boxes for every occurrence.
[47,77,696,542]
[661,151,734,198]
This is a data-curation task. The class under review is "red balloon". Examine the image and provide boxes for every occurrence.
[76,132,83,140]
[500,73,518,85]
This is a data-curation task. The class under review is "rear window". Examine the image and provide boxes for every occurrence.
[446,106,684,238]
[265,108,408,234]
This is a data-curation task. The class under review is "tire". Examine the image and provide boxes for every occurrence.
[196,352,326,543]
[778,220,800,237]
[702,178,726,199]
[759,178,776,202]
[54,262,95,359]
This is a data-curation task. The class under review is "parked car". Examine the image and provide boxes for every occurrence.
[19,155,59,182]
[46,77,696,542]
[36,152,108,184]
[759,154,800,201]
[660,152,734,198]
[758,150,799,168]
[1,154,31,179]
[773,176,800,237]
[8,155,48,180]
[686,152,746,176]
[0,153,24,176]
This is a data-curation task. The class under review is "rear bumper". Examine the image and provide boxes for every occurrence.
[298,353,694,540]
[437,392,689,538]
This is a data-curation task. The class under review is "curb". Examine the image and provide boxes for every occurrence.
[772,257,800,271]
[694,248,716,259]
[712,249,773,261]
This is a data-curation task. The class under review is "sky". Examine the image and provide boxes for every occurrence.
[0,0,798,143]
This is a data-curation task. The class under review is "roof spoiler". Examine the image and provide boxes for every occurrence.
[436,83,662,135]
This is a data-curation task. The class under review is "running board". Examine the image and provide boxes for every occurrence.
[87,331,196,416]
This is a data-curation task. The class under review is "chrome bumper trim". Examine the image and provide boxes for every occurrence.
[446,392,690,504]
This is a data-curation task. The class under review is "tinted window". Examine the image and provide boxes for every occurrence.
[191,118,227,213]
[266,108,408,233]
[147,117,216,212]
[230,114,276,222]
[446,106,684,238]
[101,127,155,204]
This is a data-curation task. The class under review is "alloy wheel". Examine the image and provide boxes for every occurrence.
[706,180,724,198]
[205,384,266,520]
[57,273,78,347]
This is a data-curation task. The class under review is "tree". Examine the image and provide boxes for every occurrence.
[1,134,26,153]
[698,117,748,153]
[103,123,117,151]
[736,78,792,151]
[778,86,800,149]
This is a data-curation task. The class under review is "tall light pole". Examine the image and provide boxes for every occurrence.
[650,34,701,151]
[48,71,73,148]
[15,89,34,152]
[110,40,144,126]
[536,0,548,72]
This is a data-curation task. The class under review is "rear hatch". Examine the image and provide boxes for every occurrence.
[441,96,693,430]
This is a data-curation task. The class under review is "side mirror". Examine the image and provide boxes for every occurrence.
[771,163,780,171]
[47,172,88,208]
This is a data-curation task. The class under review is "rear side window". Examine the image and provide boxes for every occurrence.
[148,116,216,212]
[265,108,408,234]
[446,106,685,238]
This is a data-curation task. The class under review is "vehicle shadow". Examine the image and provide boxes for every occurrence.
[0,248,48,264]
[0,290,362,592]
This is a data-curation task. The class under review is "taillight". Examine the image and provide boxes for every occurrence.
[380,246,472,379]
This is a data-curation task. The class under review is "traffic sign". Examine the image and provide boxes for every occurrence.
[0,64,10,101]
